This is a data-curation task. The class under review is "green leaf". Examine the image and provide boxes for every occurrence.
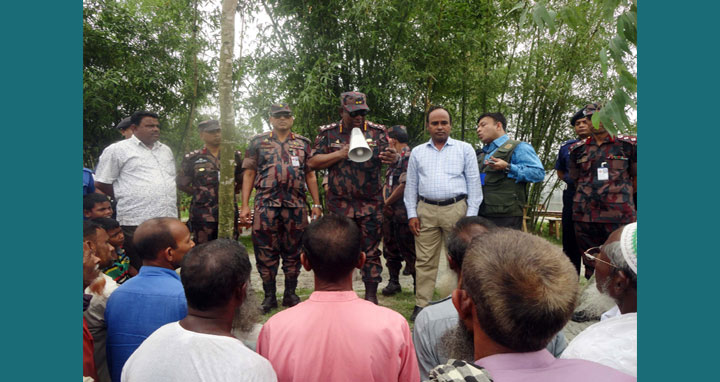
[619,69,637,93]
[532,4,544,30]
[599,47,609,76]
[509,3,525,14]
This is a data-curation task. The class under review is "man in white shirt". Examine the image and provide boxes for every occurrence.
[404,106,482,321]
[95,110,178,271]
[121,239,276,382]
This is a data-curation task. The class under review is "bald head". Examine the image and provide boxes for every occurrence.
[461,228,578,352]
[133,218,192,267]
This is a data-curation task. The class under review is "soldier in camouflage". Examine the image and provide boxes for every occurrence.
[241,103,323,313]
[569,103,637,279]
[177,119,243,244]
[307,91,398,304]
[381,125,416,296]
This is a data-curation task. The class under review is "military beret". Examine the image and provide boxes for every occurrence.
[116,117,132,131]
[270,103,292,116]
[570,109,585,126]
[388,125,409,143]
[340,91,370,113]
[198,119,220,132]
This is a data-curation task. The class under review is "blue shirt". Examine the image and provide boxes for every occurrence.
[83,167,95,196]
[554,139,579,186]
[481,135,545,183]
[404,137,483,219]
[105,266,187,382]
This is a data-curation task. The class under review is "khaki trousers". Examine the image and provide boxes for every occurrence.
[414,199,467,307]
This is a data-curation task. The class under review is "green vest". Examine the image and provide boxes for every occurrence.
[477,139,527,217]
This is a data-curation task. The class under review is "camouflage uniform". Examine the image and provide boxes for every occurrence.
[177,148,243,243]
[382,145,416,278]
[311,120,389,284]
[243,131,313,284]
[569,134,637,275]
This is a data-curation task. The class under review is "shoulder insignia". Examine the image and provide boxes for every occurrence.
[319,122,339,132]
[503,143,513,149]
[366,121,387,130]
[569,140,586,151]
[294,134,311,143]
[616,135,637,145]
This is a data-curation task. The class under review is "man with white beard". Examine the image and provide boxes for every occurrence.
[561,222,637,377]
[121,239,277,382]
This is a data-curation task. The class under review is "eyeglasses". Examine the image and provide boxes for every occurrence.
[272,113,292,119]
[583,247,616,268]
[348,109,368,118]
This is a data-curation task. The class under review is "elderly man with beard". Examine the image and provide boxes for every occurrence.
[121,239,277,382]
[561,222,637,377]
[427,229,635,382]
[414,217,567,380]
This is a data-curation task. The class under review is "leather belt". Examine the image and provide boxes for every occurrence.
[419,194,467,206]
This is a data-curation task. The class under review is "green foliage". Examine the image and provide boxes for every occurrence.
[83,0,219,167]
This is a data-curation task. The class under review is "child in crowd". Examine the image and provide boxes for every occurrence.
[91,217,134,283]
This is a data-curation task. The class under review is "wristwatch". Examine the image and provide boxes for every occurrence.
[312,204,323,209]
[504,164,511,173]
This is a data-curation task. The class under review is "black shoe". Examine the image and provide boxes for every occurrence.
[402,266,411,276]
[282,279,301,307]
[410,305,423,321]
[381,280,402,296]
[261,282,278,314]
[364,282,379,304]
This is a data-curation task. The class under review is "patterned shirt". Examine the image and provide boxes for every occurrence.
[95,135,177,226]
[177,148,243,222]
[569,134,637,223]
[404,137,483,219]
[311,121,388,217]
[243,131,312,208]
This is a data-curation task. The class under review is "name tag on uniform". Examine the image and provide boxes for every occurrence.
[597,162,609,181]
[291,156,300,167]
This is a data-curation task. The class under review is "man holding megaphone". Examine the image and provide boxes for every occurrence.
[308,91,399,304]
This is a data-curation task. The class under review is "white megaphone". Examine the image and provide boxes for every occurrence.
[348,127,372,162]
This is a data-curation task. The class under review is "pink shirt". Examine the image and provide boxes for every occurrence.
[257,291,420,382]
[475,349,636,382]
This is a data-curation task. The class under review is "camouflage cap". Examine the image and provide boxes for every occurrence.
[582,103,601,117]
[269,103,292,116]
[198,119,221,132]
[387,125,407,137]
[116,116,132,131]
[340,91,370,113]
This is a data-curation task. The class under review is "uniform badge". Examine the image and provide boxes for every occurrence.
[503,144,513,149]
[194,158,209,164]
[198,168,205,172]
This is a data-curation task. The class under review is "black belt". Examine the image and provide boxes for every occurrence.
[419,194,467,206]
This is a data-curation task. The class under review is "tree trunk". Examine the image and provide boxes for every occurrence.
[217,0,239,239]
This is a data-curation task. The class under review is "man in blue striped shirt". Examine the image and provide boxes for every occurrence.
[404,106,482,321]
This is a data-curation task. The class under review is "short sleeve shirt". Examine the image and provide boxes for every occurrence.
[94,136,177,226]
[554,139,579,186]
[242,131,312,208]
[310,121,388,217]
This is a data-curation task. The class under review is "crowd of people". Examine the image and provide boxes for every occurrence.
[82,93,637,381]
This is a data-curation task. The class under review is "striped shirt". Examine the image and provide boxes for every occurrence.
[404,137,482,219]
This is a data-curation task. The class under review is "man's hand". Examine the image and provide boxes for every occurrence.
[379,147,399,165]
[239,205,252,223]
[485,157,509,171]
[409,217,421,236]
[311,207,323,221]
[336,144,350,159]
